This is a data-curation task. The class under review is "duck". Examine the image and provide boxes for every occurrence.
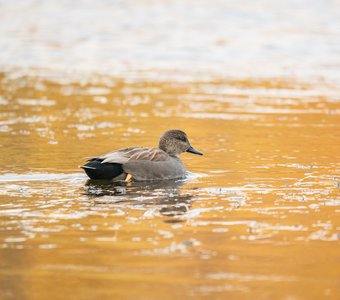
[81,129,203,181]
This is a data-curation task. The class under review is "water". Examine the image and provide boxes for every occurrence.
[0,1,340,299]
[1,0,340,80]
[1,72,339,299]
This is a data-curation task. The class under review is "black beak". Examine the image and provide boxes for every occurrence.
[186,146,203,156]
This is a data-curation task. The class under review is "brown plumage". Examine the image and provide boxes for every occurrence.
[81,129,203,181]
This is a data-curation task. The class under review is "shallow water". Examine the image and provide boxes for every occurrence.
[0,72,339,299]
[1,0,340,299]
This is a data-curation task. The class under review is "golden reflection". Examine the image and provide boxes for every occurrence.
[0,71,339,299]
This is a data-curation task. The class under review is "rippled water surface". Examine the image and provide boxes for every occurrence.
[1,1,340,299]
[1,72,339,299]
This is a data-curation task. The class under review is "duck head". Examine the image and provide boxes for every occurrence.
[158,129,203,157]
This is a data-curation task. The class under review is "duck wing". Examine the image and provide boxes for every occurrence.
[99,147,170,164]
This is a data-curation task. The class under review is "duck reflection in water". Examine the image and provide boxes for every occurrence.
[84,178,193,218]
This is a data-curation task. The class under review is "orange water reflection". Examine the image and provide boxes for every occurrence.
[0,72,339,299]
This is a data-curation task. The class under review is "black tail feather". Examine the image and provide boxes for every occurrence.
[81,159,124,180]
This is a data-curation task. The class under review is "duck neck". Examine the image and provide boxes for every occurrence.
[158,144,177,157]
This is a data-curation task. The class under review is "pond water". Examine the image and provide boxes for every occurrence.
[0,1,340,299]
[0,72,339,299]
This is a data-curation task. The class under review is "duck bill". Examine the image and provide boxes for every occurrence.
[186,146,203,156]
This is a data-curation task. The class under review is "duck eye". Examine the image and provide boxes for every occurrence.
[177,136,186,142]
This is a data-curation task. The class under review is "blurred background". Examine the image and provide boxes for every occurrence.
[1,0,340,80]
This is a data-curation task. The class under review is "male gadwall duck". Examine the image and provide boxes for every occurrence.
[81,129,203,181]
